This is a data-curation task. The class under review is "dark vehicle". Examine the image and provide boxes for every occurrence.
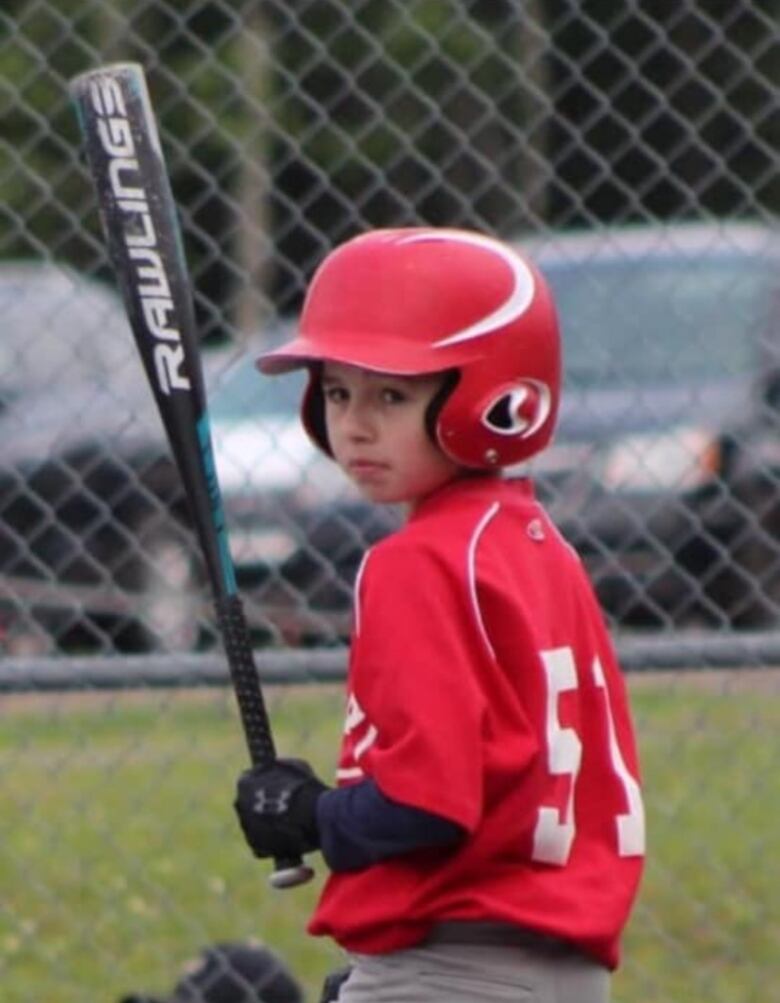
[0,262,205,653]
[236,222,780,635]
[527,221,780,629]
[5,222,778,653]
[219,221,780,638]
[0,265,391,653]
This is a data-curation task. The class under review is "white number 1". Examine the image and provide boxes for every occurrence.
[593,656,646,856]
[532,646,645,865]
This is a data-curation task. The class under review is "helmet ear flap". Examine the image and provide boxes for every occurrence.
[437,374,557,468]
[482,380,552,439]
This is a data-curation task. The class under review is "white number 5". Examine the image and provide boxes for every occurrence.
[532,646,645,865]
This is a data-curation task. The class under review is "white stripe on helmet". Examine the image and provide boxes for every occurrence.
[397,230,536,348]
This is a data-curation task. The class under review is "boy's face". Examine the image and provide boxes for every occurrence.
[321,362,462,506]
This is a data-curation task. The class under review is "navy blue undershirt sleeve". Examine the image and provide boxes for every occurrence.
[316,777,466,873]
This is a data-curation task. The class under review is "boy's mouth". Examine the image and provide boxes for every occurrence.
[347,459,388,478]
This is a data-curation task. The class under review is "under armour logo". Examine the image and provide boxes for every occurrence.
[253,788,291,816]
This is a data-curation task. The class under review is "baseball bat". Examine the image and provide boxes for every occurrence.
[69,62,313,889]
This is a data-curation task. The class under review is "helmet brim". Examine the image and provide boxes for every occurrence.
[256,333,478,376]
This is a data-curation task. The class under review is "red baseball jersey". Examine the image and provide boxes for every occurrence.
[309,476,645,969]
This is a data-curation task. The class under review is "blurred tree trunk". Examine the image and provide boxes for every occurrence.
[515,0,552,230]
[233,1,273,346]
[445,0,552,234]
[95,2,125,62]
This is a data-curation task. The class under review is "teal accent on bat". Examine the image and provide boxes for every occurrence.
[197,413,237,595]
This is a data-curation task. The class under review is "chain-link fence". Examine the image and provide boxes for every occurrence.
[1,1,779,1000]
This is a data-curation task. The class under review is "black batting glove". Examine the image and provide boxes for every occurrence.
[234,758,330,861]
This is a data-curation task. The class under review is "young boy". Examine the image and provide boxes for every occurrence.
[234,228,645,1003]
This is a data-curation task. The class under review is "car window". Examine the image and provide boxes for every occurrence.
[210,356,305,420]
[1,263,134,395]
[549,254,775,390]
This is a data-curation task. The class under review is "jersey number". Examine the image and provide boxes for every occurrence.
[532,646,645,865]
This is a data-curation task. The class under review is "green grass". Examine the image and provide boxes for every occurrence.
[616,676,780,1002]
[1,676,778,1002]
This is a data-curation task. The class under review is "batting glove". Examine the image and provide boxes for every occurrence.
[234,758,330,860]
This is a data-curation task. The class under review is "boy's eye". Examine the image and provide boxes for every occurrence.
[323,386,347,403]
[381,387,406,404]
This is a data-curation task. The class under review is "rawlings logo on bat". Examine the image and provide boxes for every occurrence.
[88,74,190,396]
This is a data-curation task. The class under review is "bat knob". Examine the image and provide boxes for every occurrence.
[268,859,316,890]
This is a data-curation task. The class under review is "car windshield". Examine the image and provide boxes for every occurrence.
[548,254,775,390]
[1,264,134,393]
[211,357,305,420]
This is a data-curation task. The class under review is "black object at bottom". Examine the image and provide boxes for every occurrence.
[319,965,353,1002]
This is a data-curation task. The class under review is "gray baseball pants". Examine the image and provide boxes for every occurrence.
[333,923,610,1003]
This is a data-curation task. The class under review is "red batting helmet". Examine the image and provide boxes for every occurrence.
[257,227,561,468]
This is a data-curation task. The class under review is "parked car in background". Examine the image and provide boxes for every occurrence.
[525,221,780,629]
[0,262,203,653]
[218,220,780,638]
[0,264,391,653]
[4,221,778,654]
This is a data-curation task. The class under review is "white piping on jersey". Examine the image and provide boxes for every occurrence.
[355,505,500,655]
[397,230,535,348]
[467,501,500,663]
[352,550,370,638]
[336,766,364,781]
[335,723,377,782]
[354,723,378,759]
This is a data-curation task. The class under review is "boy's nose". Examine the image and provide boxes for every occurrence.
[342,401,375,440]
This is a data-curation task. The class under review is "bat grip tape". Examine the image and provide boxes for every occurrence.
[215,594,314,889]
[215,594,276,767]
